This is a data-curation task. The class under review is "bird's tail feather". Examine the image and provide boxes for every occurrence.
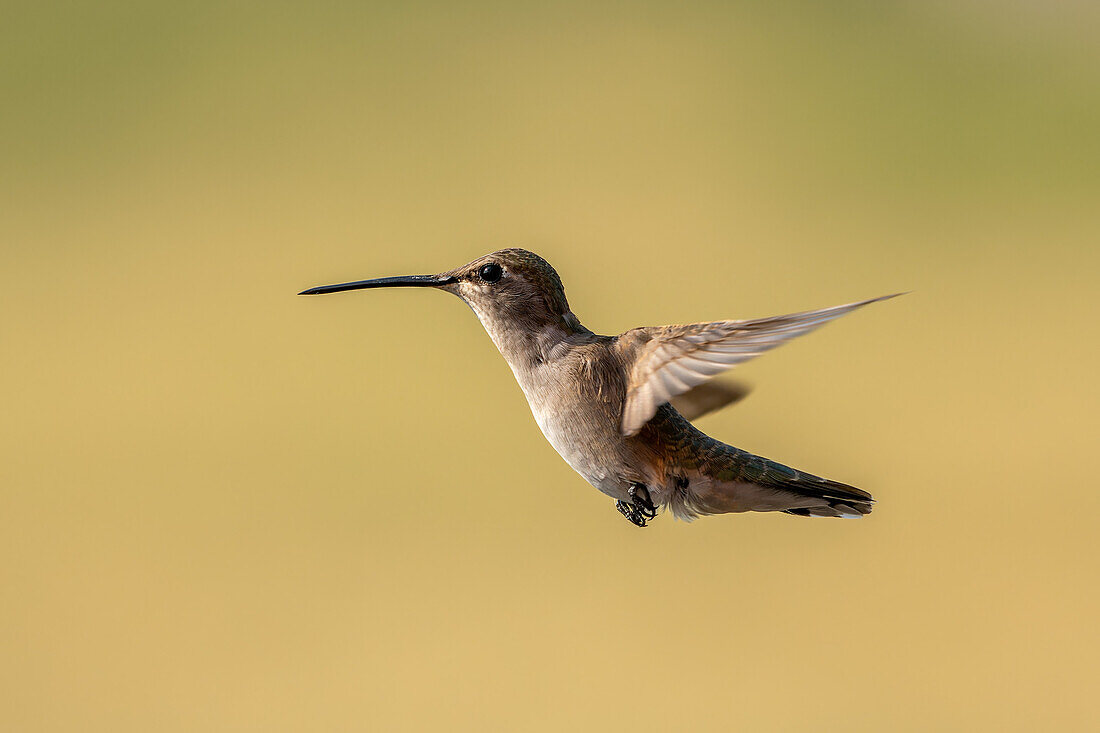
[668,446,875,520]
[774,474,874,517]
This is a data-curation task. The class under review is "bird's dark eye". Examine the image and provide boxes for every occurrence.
[478,263,503,283]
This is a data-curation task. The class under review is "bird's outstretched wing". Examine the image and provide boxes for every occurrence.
[617,294,901,436]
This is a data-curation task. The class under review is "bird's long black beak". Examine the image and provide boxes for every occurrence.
[298,274,457,296]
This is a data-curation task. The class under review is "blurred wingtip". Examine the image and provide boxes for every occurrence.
[670,380,752,422]
[864,291,908,305]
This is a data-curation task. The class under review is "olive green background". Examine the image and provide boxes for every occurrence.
[3,2,1098,731]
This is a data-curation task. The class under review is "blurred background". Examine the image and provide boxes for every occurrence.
[2,1,1098,730]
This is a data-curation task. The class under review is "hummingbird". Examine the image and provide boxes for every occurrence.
[300,249,899,527]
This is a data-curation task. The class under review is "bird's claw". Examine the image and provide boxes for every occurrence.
[630,484,658,520]
[616,499,647,527]
[616,484,658,527]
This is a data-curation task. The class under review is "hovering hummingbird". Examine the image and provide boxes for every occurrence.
[300,249,899,527]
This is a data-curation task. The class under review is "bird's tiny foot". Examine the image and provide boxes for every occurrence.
[616,499,648,527]
[629,484,657,521]
[615,483,657,527]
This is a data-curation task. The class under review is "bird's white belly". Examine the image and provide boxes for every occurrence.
[533,411,626,498]
[516,375,626,499]
[495,343,631,500]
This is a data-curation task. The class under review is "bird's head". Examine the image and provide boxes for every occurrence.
[299,248,584,339]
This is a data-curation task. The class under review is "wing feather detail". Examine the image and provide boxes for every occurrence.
[619,294,901,435]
